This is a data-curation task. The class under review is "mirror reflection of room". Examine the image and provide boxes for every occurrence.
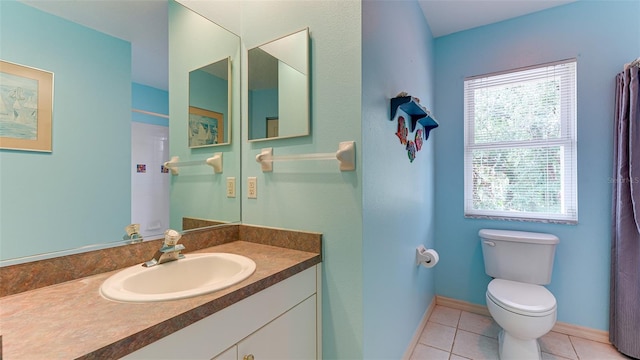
[248,28,309,141]
[0,0,241,264]
[167,0,241,234]
[188,57,230,147]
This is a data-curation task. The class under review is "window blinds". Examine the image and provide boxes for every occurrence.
[463,59,577,223]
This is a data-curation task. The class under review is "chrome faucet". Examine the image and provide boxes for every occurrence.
[143,229,185,267]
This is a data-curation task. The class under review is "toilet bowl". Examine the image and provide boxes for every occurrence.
[486,279,557,360]
[479,229,560,360]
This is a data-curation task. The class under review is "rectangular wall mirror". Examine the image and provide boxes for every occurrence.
[248,28,309,141]
[0,0,241,265]
[188,56,231,147]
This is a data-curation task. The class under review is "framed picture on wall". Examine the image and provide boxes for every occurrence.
[188,106,223,148]
[0,60,54,152]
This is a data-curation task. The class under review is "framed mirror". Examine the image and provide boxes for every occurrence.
[248,28,309,141]
[189,57,231,147]
[0,0,241,264]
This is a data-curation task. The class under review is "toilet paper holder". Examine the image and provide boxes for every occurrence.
[416,245,439,268]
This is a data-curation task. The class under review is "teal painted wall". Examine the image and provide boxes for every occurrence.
[132,83,168,127]
[248,88,278,139]
[237,1,437,357]
[434,0,640,331]
[168,1,241,229]
[3,0,631,357]
[0,1,131,260]
[362,0,437,357]
[238,1,363,358]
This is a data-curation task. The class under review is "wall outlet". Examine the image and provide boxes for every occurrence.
[247,177,257,199]
[226,177,236,198]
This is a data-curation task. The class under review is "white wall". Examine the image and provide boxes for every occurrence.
[131,122,169,238]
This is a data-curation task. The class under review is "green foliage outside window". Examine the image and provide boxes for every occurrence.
[471,79,563,214]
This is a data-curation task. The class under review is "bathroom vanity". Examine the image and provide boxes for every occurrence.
[0,225,322,359]
[125,265,319,359]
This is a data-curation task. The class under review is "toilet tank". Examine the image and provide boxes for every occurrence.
[479,229,559,285]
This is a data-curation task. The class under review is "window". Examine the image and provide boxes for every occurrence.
[464,59,577,223]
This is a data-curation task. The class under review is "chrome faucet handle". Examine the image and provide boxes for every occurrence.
[164,229,181,246]
[142,229,185,267]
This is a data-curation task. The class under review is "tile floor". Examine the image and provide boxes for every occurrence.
[410,305,633,360]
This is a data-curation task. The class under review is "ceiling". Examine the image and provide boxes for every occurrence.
[20,0,169,90]
[418,0,575,38]
[19,0,576,91]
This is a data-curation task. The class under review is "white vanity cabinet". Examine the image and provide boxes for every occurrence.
[217,294,316,360]
[123,265,320,360]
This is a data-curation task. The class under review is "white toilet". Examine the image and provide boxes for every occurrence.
[479,229,559,360]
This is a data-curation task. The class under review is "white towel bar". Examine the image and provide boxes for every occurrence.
[256,141,355,172]
[163,153,223,175]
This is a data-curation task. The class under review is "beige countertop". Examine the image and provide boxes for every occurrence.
[0,240,321,359]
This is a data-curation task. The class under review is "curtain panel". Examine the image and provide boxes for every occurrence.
[610,62,640,359]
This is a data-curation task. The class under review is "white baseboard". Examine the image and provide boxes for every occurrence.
[402,296,436,360]
[435,295,610,344]
[551,321,610,344]
[435,295,491,317]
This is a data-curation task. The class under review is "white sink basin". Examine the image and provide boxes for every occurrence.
[100,253,256,302]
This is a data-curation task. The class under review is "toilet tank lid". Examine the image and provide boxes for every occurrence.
[479,229,559,244]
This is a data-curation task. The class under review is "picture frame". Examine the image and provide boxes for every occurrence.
[0,60,54,152]
[188,106,224,148]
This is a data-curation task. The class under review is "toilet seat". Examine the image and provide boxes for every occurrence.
[487,279,556,317]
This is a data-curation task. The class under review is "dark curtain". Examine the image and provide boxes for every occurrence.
[610,62,640,359]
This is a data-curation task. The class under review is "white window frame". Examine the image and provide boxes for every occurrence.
[463,59,578,224]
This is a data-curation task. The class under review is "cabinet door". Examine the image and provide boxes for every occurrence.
[212,345,237,360]
[238,295,316,360]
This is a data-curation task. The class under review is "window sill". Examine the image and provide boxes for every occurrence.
[464,213,578,225]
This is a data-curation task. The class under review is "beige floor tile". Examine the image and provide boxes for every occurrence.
[539,331,578,359]
[430,305,462,327]
[412,305,634,360]
[570,337,632,360]
[410,343,451,360]
[458,311,501,339]
[452,329,499,360]
[450,354,472,360]
[418,321,457,352]
[542,351,576,360]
